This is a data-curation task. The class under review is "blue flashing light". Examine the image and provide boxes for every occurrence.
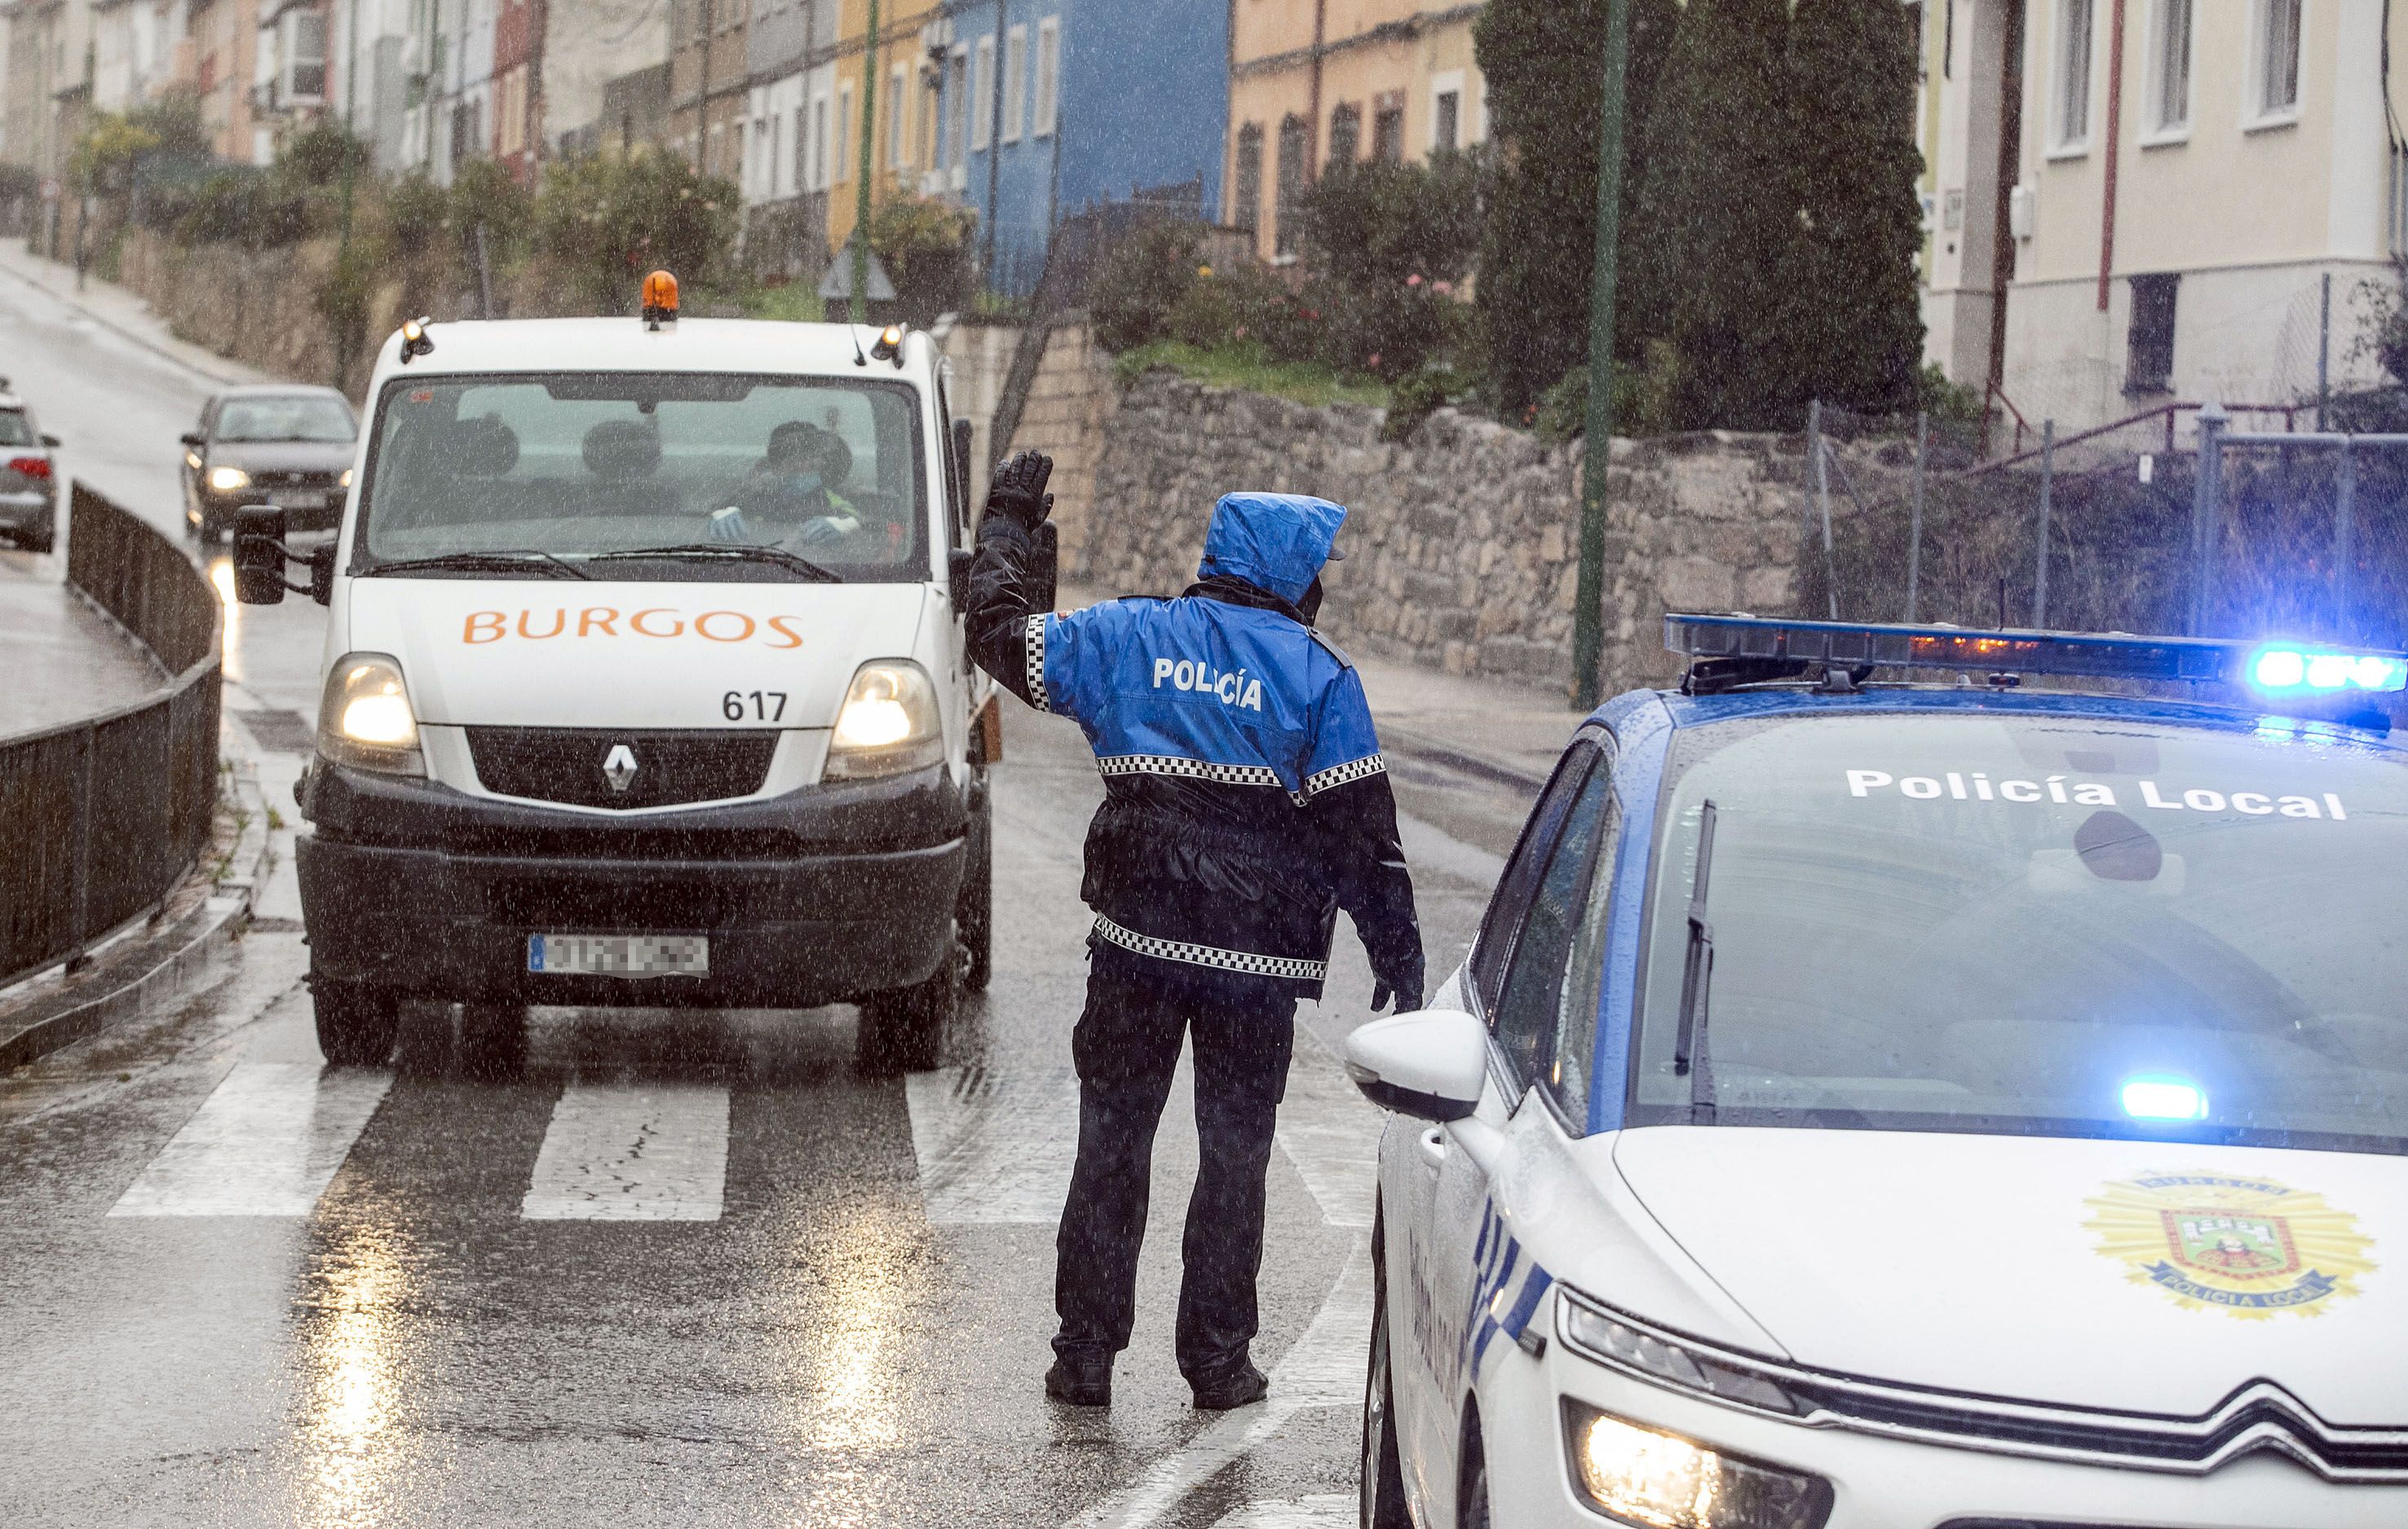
[2250,643,2407,696]
[2121,1075,2208,1123]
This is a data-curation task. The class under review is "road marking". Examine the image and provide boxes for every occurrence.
[1065,1236,1373,1529]
[108,1062,391,1217]
[520,1081,729,1221]
[1210,1496,1352,1529]
[905,1065,1082,1224]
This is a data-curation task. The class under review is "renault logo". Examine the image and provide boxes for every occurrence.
[602,743,638,794]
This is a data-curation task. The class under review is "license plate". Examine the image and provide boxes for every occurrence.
[269,489,324,509]
[527,934,709,978]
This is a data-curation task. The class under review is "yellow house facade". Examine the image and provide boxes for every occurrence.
[1919,0,2408,432]
[1226,0,1487,262]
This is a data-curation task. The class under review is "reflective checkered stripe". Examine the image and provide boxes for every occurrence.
[1097,754,1287,790]
[1092,914,1328,982]
[1024,615,1050,713]
[1302,753,1387,799]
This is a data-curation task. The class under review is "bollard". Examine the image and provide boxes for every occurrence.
[2189,404,2228,636]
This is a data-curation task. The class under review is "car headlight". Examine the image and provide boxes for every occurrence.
[208,465,250,493]
[339,468,353,488]
[1562,1402,1831,1529]
[824,660,943,779]
[316,653,423,776]
[1561,1301,1805,1416]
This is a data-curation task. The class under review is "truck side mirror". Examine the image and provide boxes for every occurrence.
[307,542,337,606]
[948,548,974,608]
[232,504,289,606]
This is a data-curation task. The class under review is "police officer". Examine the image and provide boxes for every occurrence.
[966,450,1424,1411]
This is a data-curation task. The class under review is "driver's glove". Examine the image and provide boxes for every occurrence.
[706,506,751,543]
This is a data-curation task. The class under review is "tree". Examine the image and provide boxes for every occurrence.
[1624,0,1808,431]
[535,148,738,314]
[1472,0,1679,414]
[1789,0,1927,413]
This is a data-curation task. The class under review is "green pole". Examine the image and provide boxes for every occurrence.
[850,0,881,325]
[336,0,361,389]
[1571,0,1631,709]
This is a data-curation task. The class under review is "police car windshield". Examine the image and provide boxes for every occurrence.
[1629,711,2408,1155]
[352,373,926,581]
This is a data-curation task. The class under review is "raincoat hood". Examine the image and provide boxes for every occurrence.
[1196,493,1346,604]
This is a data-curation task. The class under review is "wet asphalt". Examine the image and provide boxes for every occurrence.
[0,271,1524,1527]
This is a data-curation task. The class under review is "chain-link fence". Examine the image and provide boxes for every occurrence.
[1797,393,2408,655]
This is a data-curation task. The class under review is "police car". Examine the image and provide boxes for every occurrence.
[234,278,997,1072]
[1347,615,2408,1529]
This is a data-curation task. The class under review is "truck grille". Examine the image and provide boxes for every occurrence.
[465,727,778,811]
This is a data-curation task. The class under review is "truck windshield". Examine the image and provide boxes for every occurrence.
[1628,711,2408,1156]
[352,372,927,581]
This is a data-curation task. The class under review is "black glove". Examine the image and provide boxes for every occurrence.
[987,450,1054,528]
[1370,976,1425,1014]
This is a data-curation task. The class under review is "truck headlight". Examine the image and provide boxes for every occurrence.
[208,466,250,493]
[1562,1403,1831,1529]
[316,653,424,776]
[824,660,943,779]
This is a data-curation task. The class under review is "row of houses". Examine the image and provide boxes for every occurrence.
[2,0,2401,431]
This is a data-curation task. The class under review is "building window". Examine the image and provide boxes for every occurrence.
[1001,24,1027,144]
[836,82,853,183]
[1433,90,1460,153]
[971,34,995,152]
[1326,102,1359,167]
[2051,0,2094,150]
[1033,16,1060,139]
[812,94,828,188]
[890,63,909,168]
[283,7,328,103]
[797,100,813,191]
[2249,0,2302,122]
[1274,113,1307,259]
[1371,91,1405,162]
[2146,0,2192,137]
[1233,122,1262,236]
[2126,272,2179,395]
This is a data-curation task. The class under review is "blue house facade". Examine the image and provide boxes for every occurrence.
[928,0,1228,294]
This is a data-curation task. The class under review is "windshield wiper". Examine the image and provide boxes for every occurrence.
[586,542,842,583]
[1669,798,1720,1126]
[365,550,591,580]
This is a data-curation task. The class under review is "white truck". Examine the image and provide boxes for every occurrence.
[234,293,1006,1072]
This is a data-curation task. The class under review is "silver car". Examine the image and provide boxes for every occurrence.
[0,379,60,555]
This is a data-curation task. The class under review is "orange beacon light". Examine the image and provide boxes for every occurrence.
[642,270,680,329]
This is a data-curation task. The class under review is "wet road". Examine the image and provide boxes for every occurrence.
[0,270,1526,1526]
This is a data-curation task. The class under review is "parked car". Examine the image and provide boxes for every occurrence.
[0,378,60,555]
[182,385,358,541]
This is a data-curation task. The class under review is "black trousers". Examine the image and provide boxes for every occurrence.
[1053,964,1297,1382]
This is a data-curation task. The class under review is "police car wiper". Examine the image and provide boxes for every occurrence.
[587,543,842,583]
[1669,798,1719,1126]
[365,550,590,580]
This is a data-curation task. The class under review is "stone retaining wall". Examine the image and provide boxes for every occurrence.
[1072,366,1839,697]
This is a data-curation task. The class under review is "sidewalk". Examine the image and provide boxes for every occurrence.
[0,556,162,737]
[0,238,276,389]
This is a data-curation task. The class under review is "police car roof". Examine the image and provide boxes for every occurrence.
[1587,682,2408,753]
[372,316,915,378]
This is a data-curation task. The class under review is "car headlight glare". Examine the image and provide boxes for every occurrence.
[316,654,423,775]
[208,465,250,493]
[1562,1302,1804,1416]
[824,661,943,778]
[1562,1403,1831,1529]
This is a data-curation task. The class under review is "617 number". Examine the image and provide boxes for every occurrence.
[723,691,788,721]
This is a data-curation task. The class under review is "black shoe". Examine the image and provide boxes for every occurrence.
[1190,1359,1269,1411]
[1045,1357,1112,1407]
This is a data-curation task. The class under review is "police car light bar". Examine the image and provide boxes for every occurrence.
[1664,614,2408,695]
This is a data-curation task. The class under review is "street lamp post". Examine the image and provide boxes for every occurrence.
[1571,0,1631,709]
[851,0,881,325]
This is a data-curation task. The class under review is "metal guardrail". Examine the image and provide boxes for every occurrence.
[0,484,222,989]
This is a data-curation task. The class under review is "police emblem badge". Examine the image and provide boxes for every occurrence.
[2085,1172,2377,1319]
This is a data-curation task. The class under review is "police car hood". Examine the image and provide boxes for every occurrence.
[344,577,924,729]
[1198,493,1345,603]
[1611,1127,2408,1423]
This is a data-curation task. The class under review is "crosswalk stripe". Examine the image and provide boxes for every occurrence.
[519,1081,730,1221]
[108,1062,392,1217]
[905,1066,1081,1224]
